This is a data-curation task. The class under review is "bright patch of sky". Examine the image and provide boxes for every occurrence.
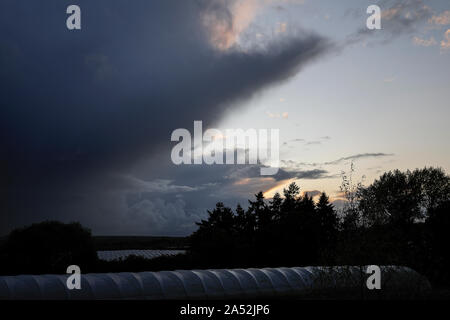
[217,0,450,200]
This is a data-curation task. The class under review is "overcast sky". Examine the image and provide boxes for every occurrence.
[1,0,449,236]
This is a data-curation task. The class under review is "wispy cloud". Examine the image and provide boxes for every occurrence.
[428,10,450,26]
[281,153,395,169]
[412,36,437,47]
[379,0,432,32]
[346,0,432,45]
[284,137,330,146]
[202,0,306,50]
[323,153,395,165]
[441,29,450,50]
[202,0,260,50]
[266,111,289,119]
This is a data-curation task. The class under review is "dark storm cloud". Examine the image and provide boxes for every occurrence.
[0,0,331,234]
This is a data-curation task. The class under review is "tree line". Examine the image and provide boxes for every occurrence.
[190,166,450,285]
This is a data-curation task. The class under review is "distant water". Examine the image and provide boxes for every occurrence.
[97,249,186,261]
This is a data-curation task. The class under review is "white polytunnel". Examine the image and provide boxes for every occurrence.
[0,266,431,300]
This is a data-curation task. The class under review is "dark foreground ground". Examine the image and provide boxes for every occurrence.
[0,235,189,251]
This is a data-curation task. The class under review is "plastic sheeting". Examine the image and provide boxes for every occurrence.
[0,266,431,300]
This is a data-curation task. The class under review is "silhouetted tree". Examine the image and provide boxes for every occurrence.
[269,192,282,220]
[234,203,256,254]
[249,192,271,230]
[190,202,238,262]
[316,192,338,258]
[282,182,300,212]
[358,167,450,228]
[3,221,97,275]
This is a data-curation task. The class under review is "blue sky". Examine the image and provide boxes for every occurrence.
[217,0,450,201]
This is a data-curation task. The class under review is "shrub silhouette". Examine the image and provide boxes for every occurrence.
[3,221,97,275]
